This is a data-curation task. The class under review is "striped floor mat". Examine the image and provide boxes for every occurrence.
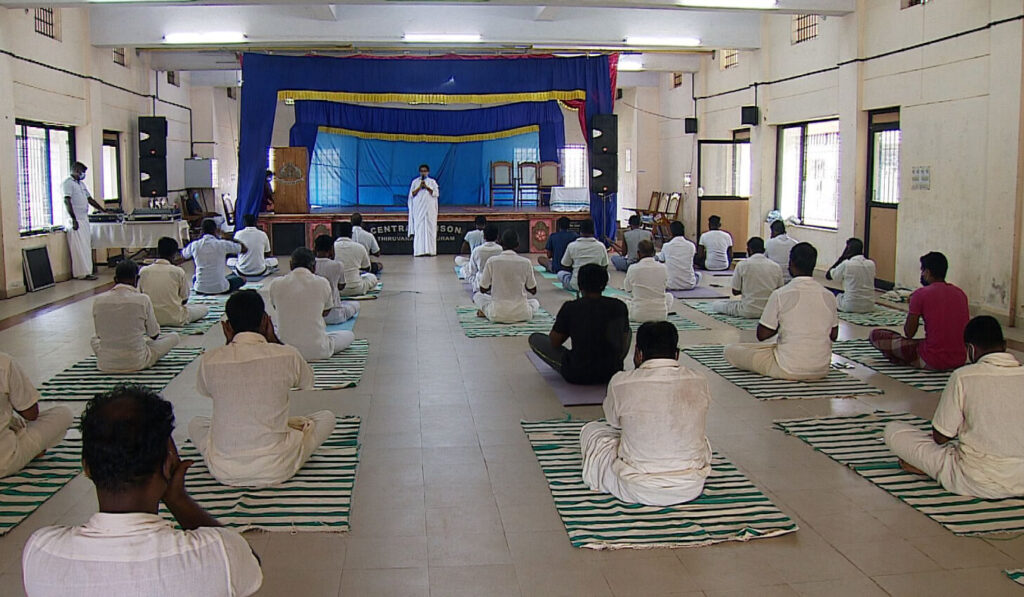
[775,412,1024,536]
[1007,569,1024,586]
[832,339,951,392]
[837,306,907,327]
[682,345,882,400]
[0,429,82,536]
[161,303,225,336]
[345,282,382,301]
[686,302,759,330]
[163,416,360,532]
[39,347,205,401]
[630,313,707,333]
[533,265,559,280]
[309,340,369,390]
[456,306,555,337]
[522,419,798,549]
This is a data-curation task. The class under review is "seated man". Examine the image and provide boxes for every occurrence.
[712,237,783,319]
[869,251,969,370]
[559,218,609,293]
[351,213,383,274]
[333,222,379,297]
[529,264,631,385]
[623,239,674,323]
[189,291,336,488]
[696,215,733,271]
[139,237,210,327]
[611,215,653,272]
[473,229,540,323]
[465,224,504,292]
[266,248,354,361]
[765,219,798,282]
[455,215,488,268]
[657,221,700,291]
[0,353,72,479]
[232,214,278,277]
[724,243,838,381]
[313,235,360,325]
[826,237,876,313]
[884,316,1024,499]
[539,216,578,274]
[580,321,711,506]
[92,261,180,373]
[182,218,247,295]
[23,385,263,596]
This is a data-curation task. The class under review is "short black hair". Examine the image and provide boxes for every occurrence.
[337,221,353,238]
[80,384,175,492]
[291,246,316,271]
[157,237,178,260]
[637,239,655,258]
[314,234,334,253]
[747,237,765,254]
[242,214,257,227]
[115,260,139,282]
[72,161,87,173]
[500,229,519,250]
[964,315,1005,350]
[201,218,218,235]
[580,218,596,236]
[637,321,678,360]
[577,263,608,293]
[628,215,640,227]
[846,238,864,256]
[709,215,722,228]
[770,219,786,235]
[225,290,264,333]
[350,212,363,227]
[418,164,430,171]
[483,224,500,242]
[789,242,818,276]
[670,221,685,237]
[474,215,488,226]
[920,251,948,280]
[556,217,571,231]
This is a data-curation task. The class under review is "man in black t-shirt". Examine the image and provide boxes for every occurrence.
[529,263,631,385]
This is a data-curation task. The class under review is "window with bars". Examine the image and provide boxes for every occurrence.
[167,71,179,87]
[112,47,127,67]
[15,120,75,233]
[227,87,237,100]
[901,0,928,7]
[720,49,740,70]
[791,14,819,44]
[776,119,841,229]
[34,7,60,40]
[101,131,122,204]
[560,145,589,189]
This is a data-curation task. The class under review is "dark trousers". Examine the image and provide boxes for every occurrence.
[529,328,633,384]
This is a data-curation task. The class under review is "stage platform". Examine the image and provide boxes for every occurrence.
[258,206,591,256]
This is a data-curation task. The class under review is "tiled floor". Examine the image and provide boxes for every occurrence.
[0,255,1021,596]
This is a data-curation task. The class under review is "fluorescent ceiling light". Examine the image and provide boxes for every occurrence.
[403,33,482,43]
[617,56,644,71]
[625,36,701,47]
[678,0,777,8]
[163,32,246,44]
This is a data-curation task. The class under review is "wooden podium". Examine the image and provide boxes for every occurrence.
[271,147,309,214]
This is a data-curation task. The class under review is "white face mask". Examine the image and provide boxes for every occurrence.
[967,344,977,364]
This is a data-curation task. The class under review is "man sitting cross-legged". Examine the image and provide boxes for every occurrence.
[465,224,504,292]
[657,221,700,291]
[711,236,783,319]
[724,242,838,381]
[189,290,336,488]
[313,234,360,325]
[826,237,876,313]
[333,222,379,297]
[473,229,540,323]
[455,215,488,268]
[350,213,383,274]
[884,316,1024,499]
[266,248,355,361]
[559,218,609,293]
[23,385,263,596]
[232,214,278,278]
[182,218,247,295]
[539,216,578,274]
[0,352,72,479]
[623,239,675,323]
[529,264,631,385]
[139,237,210,327]
[765,219,798,283]
[611,214,653,272]
[580,321,711,506]
[92,260,180,373]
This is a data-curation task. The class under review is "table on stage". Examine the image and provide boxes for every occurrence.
[549,187,590,212]
[90,220,190,250]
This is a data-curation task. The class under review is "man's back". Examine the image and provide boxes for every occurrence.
[765,234,798,271]
[333,238,370,286]
[184,235,240,294]
[733,254,784,317]
[463,229,485,252]
[910,282,970,370]
[352,226,380,255]
[139,261,189,326]
[699,229,733,270]
[233,227,270,275]
[553,296,629,384]
[468,242,503,278]
[546,230,578,273]
[622,228,653,262]
[480,251,537,322]
[93,285,157,370]
[314,257,344,308]
[659,237,698,290]
[760,277,838,377]
[562,237,609,287]
[830,255,876,312]
[266,269,334,361]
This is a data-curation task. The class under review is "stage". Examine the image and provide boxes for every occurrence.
[257,206,592,256]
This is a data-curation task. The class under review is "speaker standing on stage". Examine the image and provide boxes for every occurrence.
[63,161,107,281]
[407,164,439,257]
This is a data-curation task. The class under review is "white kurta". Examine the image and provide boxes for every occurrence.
[63,177,93,279]
[408,176,439,256]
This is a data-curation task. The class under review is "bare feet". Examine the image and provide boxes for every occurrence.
[476,310,486,318]
[897,458,925,475]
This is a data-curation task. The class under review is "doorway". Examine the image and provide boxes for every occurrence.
[864,109,900,289]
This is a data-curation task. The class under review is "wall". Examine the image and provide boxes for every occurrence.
[615,85,664,224]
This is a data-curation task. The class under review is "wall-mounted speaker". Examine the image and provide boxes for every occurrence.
[741,106,760,126]
[684,117,698,134]
[139,156,167,197]
[590,114,619,155]
[590,153,618,194]
[138,116,168,157]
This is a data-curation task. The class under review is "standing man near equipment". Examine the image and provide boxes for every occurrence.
[63,162,107,281]
[408,164,439,257]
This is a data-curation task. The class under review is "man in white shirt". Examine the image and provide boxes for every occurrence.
[885,316,1024,499]
[408,164,439,256]
[658,221,701,291]
[697,215,733,271]
[724,243,838,381]
[182,219,247,295]
[0,353,72,479]
[826,237,876,313]
[623,240,675,322]
[465,224,504,292]
[62,161,107,280]
[313,235,360,325]
[611,215,653,272]
[92,261,180,373]
[23,386,263,596]
[473,230,540,323]
[559,218,610,292]
[189,290,336,488]
[581,321,711,506]
[712,237,784,318]
[139,237,209,327]
[455,215,488,268]
[351,213,383,274]
[265,248,354,361]
[232,214,278,277]
[333,222,379,297]
[765,220,798,282]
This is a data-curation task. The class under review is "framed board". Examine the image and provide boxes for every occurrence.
[23,246,55,292]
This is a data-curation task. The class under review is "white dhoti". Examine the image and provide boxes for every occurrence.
[338,273,379,297]
[67,219,93,279]
[324,301,360,325]
[91,333,180,373]
[0,406,74,478]
[328,330,355,355]
[408,177,439,256]
[472,292,540,323]
[712,299,761,319]
[626,293,675,323]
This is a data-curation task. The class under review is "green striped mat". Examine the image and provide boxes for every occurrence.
[683,344,882,400]
[1007,569,1024,586]
[0,428,82,536]
[343,281,382,301]
[162,416,360,532]
[837,305,907,327]
[309,340,369,390]
[455,306,555,337]
[522,419,798,549]
[686,302,759,330]
[832,339,951,392]
[775,411,1024,536]
[551,279,630,299]
[38,347,205,402]
[161,302,225,336]
[631,313,706,333]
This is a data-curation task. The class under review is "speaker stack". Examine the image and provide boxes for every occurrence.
[590,114,618,194]
[138,116,168,197]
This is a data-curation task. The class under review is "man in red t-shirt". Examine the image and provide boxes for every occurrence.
[869,252,969,370]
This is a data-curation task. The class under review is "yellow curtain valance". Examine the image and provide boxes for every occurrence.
[279,89,587,105]
[316,125,541,143]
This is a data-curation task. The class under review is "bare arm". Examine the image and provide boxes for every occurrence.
[726,246,733,265]
[64,197,78,230]
[756,324,777,342]
[526,284,537,295]
[88,198,106,213]
[830,325,839,342]
[904,313,921,339]
[932,428,954,445]
[162,440,221,530]
[549,330,569,349]
[16,403,39,422]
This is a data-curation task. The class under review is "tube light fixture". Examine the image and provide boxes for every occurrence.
[624,36,701,47]
[163,32,247,44]
[678,0,777,8]
[617,56,644,71]
[403,33,483,43]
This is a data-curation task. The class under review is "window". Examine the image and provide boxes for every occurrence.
[791,14,819,44]
[15,120,75,233]
[101,131,122,204]
[732,129,751,198]
[672,72,683,88]
[869,111,901,205]
[720,49,739,70]
[112,47,127,67]
[226,87,237,100]
[901,0,929,7]
[776,119,841,229]
[34,7,60,40]
[167,70,179,87]
[560,145,588,189]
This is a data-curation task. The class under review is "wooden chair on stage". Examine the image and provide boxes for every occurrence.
[537,161,560,206]
[653,193,682,242]
[630,191,663,229]
[489,161,515,206]
[517,162,540,208]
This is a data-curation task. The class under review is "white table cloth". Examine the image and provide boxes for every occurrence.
[90,221,189,250]
[550,187,591,212]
